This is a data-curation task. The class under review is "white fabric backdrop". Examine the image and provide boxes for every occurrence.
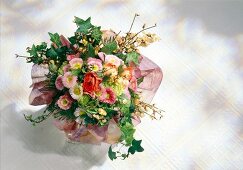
[1,0,243,169]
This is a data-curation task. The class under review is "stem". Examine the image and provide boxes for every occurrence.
[114,31,121,40]
[15,54,29,58]
[122,23,157,52]
[131,23,157,39]
[127,24,157,46]
[128,13,139,33]
[118,143,125,152]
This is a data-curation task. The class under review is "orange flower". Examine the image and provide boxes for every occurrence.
[83,72,102,97]
[121,66,133,80]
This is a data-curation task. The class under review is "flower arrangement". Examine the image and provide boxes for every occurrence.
[17,14,163,160]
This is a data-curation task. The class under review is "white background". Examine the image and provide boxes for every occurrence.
[1,0,243,169]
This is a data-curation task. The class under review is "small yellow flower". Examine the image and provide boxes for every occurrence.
[93,114,100,120]
[101,119,107,123]
[134,98,140,105]
[78,47,83,52]
[98,108,107,116]
[82,39,88,46]
[122,99,128,104]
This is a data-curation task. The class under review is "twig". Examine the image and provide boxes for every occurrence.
[128,13,139,33]
[15,54,29,58]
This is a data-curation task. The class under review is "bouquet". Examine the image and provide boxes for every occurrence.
[17,14,163,160]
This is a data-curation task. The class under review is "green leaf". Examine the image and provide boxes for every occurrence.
[137,77,144,85]
[76,17,92,34]
[128,139,144,155]
[120,122,135,145]
[108,146,117,160]
[36,42,47,50]
[71,69,81,76]
[74,16,85,25]
[116,53,126,60]
[126,52,139,65]
[120,104,130,116]
[128,146,136,154]
[68,36,76,45]
[91,26,102,42]
[78,94,90,106]
[105,108,118,117]
[82,115,97,125]
[102,75,109,82]
[46,47,58,59]
[87,43,95,57]
[48,32,61,47]
[119,97,131,116]
[129,103,135,113]
[101,41,117,54]
[132,139,144,152]
[27,44,38,57]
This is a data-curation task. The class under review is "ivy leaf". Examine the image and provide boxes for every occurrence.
[126,52,139,65]
[48,32,61,47]
[68,36,76,45]
[128,139,144,155]
[108,146,117,161]
[91,26,102,42]
[27,44,38,57]
[120,104,130,116]
[36,42,47,50]
[74,16,85,25]
[87,43,95,57]
[120,122,135,145]
[132,139,144,152]
[128,146,136,154]
[101,41,117,54]
[129,103,135,113]
[76,17,92,34]
[46,47,58,59]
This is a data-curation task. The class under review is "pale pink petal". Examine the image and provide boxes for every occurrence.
[129,76,137,92]
[67,53,80,61]
[55,75,64,90]
[62,72,77,88]
[69,58,83,69]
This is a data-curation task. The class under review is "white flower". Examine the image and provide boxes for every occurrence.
[69,84,83,100]
[75,117,82,124]
[74,107,85,117]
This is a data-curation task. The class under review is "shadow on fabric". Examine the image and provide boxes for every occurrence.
[0,103,108,169]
